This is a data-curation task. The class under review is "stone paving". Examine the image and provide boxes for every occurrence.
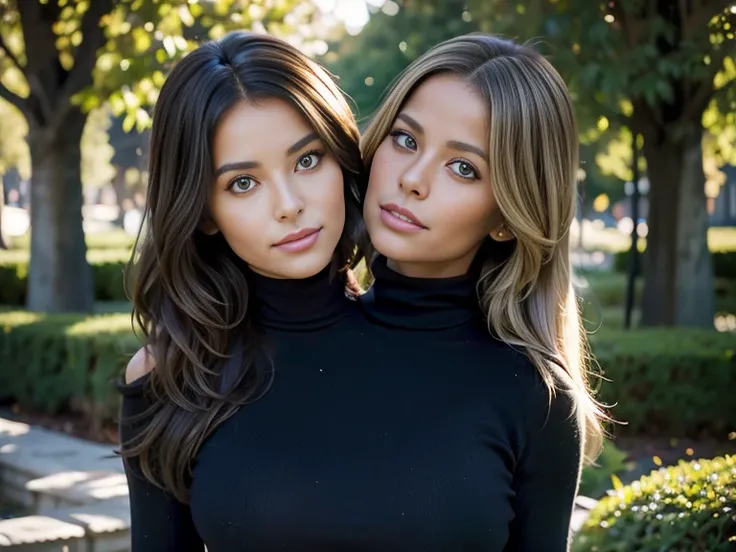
[0,417,130,551]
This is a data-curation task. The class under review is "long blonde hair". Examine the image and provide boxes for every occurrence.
[361,34,605,464]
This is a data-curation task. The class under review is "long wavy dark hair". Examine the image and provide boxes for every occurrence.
[121,31,368,503]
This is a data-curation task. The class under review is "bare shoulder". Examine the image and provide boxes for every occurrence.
[125,346,156,384]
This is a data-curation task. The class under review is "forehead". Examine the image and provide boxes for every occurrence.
[213,97,314,163]
[401,74,489,136]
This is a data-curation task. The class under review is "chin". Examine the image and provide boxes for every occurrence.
[367,225,418,264]
[278,250,337,280]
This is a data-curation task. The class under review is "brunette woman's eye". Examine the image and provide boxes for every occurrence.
[389,129,417,151]
[227,176,258,194]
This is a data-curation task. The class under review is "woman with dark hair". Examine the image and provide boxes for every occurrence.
[118,31,368,550]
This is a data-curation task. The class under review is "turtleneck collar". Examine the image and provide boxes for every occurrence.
[360,255,483,331]
[248,264,350,331]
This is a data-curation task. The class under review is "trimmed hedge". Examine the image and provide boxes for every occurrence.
[613,250,736,280]
[0,249,131,305]
[590,329,736,437]
[577,272,736,312]
[573,455,736,551]
[1,309,735,439]
[0,310,139,431]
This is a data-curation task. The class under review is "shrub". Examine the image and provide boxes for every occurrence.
[579,440,633,499]
[0,310,140,431]
[590,329,736,437]
[0,249,131,306]
[578,271,736,311]
[613,250,736,280]
[0,309,733,440]
[573,455,736,552]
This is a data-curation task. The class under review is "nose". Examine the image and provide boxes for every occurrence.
[273,178,305,221]
[399,157,430,199]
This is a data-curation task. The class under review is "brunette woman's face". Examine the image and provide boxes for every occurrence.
[364,74,510,279]
[207,98,345,279]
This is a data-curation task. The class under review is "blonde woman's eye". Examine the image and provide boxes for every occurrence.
[448,160,478,180]
[228,176,257,194]
[296,151,323,171]
[389,130,417,151]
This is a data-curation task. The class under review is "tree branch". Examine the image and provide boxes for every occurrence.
[0,30,55,123]
[49,0,114,135]
[0,33,23,73]
[0,80,26,114]
[682,48,729,123]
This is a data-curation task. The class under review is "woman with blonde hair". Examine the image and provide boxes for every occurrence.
[357,33,606,550]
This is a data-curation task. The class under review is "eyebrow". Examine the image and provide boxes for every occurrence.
[396,113,423,134]
[446,140,489,163]
[396,112,489,163]
[214,132,321,178]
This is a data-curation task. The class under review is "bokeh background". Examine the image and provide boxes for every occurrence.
[0,1,735,549]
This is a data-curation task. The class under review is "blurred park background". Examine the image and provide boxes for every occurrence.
[0,0,735,549]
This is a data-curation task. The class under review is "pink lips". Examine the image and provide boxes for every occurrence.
[273,227,322,253]
[379,203,427,233]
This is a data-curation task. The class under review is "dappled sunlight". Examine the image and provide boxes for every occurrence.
[26,471,129,500]
[0,419,31,439]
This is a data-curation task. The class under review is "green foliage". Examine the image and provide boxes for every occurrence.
[579,440,633,499]
[590,329,736,437]
[321,0,478,119]
[0,250,130,305]
[91,0,325,130]
[573,455,736,552]
[0,310,139,427]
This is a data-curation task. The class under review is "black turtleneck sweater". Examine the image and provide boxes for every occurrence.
[119,258,581,551]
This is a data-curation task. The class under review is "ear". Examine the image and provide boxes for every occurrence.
[489,224,515,243]
[199,217,220,236]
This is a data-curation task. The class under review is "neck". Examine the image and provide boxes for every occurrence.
[386,257,474,279]
[248,264,349,331]
[361,255,483,331]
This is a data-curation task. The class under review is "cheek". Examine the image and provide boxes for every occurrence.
[366,143,395,199]
[440,186,500,239]
[210,197,262,248]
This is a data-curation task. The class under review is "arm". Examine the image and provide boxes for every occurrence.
[119,349,205,552]
[505,381,583,552]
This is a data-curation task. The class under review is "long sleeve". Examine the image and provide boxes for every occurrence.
[118,378,205,552]
[505,382,583,552]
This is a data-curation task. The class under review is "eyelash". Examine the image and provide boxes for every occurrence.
[389,129,416,151]
[225,150,325,194]
[388,128,479,181]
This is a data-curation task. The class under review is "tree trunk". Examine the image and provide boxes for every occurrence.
[640,128,714,327]
[26,106,93,313]
[0,176,6,249]
[111,164,129,227]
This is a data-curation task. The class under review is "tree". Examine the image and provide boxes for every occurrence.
[0,0,319,313]
[469,0,735,327]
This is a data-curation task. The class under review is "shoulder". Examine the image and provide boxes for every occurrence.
[125,346,156,385]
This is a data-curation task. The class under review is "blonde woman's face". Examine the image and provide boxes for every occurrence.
[364,74,507,279]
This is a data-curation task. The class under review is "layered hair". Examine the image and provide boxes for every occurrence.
[122,31,368,502]
[361,34,605,463]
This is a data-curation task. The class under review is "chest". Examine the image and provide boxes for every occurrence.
[188,337,523,551]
